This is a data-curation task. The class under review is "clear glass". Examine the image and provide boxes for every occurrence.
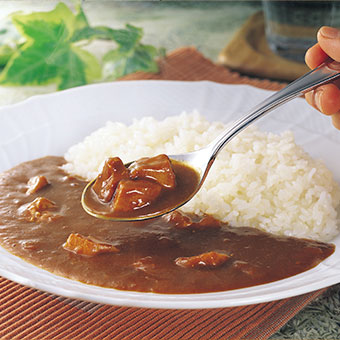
[262,0,340,62]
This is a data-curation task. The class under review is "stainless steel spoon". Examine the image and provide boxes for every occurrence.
[82,59,340,221]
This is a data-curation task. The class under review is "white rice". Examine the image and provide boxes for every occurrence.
[63,111,340,242]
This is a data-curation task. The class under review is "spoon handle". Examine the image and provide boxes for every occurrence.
[210,60,340,159]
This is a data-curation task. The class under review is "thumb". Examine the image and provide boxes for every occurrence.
[317,26,340,61]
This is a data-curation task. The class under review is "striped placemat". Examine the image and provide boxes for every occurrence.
[0,47,328,340]
[0,277,326,340]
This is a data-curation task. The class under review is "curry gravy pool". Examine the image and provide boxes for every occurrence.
[0,156,334,294]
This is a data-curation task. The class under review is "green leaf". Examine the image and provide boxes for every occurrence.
[103,43,160,80]
[0,44,16,66]
[109,24,143,52]
[70,4,93,42]
[74,5,89,31]
[12,3,75,42]
[0,42,59,85]
[103,49,128,80]
[57,47,86,90]
[125,44,160,74]
[71,26,114,42]
[71,45,101,84]
[0,2,101,90]
[102,22,163,79]
[71,24,143,51]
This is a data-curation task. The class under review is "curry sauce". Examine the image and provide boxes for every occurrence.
[0,156,335,294]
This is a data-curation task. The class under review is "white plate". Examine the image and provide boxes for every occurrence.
[0,80,339,309]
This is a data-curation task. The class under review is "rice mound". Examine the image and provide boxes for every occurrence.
[63,111,340,242]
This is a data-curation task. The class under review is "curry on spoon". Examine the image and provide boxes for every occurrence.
[82,154,200,220]
[82,59,340,221]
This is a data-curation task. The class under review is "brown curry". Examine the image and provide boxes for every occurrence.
[0,156,335,294]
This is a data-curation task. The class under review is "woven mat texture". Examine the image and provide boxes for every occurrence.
[0,47,326,340]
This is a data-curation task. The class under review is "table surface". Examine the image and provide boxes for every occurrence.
[0,2,339,339]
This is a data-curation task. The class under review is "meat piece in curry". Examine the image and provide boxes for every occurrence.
[175,251,230,269]
[21,196,59,223]
[164,210,222,229]
[129,154,176,189]
[92,157,129,202]
[112,179,162,212]
[63,233,119,256]
[26,175,49,194]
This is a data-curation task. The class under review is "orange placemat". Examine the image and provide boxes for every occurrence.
[0,277,327,340]
[0,47,327,340]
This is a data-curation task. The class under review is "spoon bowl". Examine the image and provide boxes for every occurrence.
[82,59,340,221]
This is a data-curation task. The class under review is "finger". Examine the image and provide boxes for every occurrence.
[305,43,328,69]
[304,83,340,115]
[317,26,340,61]
[331,112,340,130]
[304,88,326,113]
[318,83,340,115]
[304,90,318,110]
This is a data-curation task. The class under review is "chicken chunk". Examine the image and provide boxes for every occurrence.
[175,251,230,269]
[112,179,162,213]
[63,233,119,256]
[26,175,49,194]
[129,154,176,189]
[164,211,222,229]
[92,157,129,202]
[163,210,192,228]
[23,197,58,223]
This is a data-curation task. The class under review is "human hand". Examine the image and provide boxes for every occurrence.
[305,26,340,129]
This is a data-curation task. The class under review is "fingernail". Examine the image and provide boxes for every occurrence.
[314,90,323,112]
[319,26,340,39]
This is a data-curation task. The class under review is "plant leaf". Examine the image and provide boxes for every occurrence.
[12,3,75,42]
[109,24,143,52]
[71,45,101,84]
[56,47,86,90]
[0,44,16,66]
[71,26,114,42]
[0,42,59,85]
[0,2,101,90]
[74,5,89,31]
[103,43,160,80]
[71,24,143,50]
[124,44,160,74]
